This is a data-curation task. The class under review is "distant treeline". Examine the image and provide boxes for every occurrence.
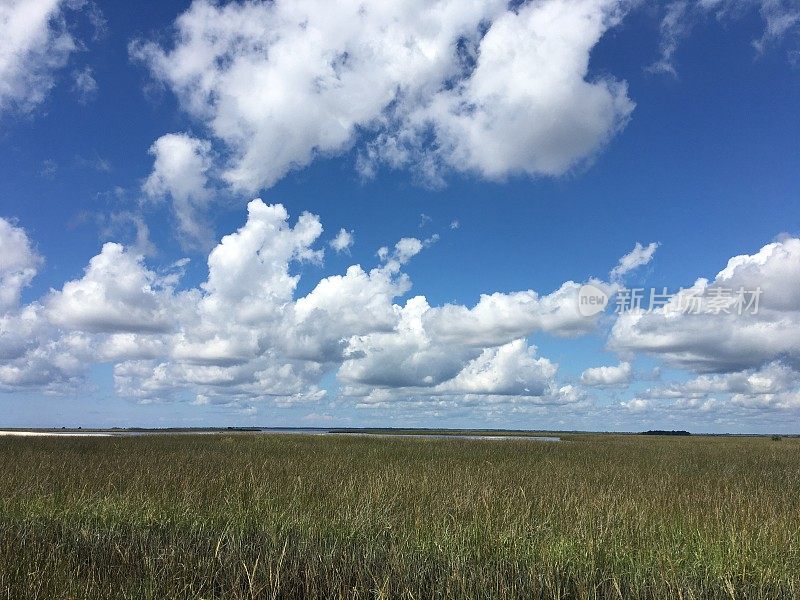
[640,430,691,436]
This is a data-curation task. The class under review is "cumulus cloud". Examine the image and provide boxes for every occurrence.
[615,362,800,429]
[609,236,800,373]
[329,229,354,254]
[45,242,179,334]
[5,203,799,424]
[620,397,650,412]
[0,218,43,312]
[424,281,609,348]
[335,277,608,399]
[132,0,634,193]
[0,201,610,411]
[581,361,632,387]
[0,220,88,393]
[143,133,215,250]
[0,0,77,114]
[435,340,558,397]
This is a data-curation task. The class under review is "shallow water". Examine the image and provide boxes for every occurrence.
[0,428,560,442]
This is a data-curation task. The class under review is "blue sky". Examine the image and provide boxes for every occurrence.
[1,0,799,432]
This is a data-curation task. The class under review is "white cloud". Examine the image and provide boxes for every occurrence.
[290,263,409,362]
[39,159,57,179]
[72,66,97,103]
[620,398,650,412]
[0,220,90,393]
[133,0,634,193]
[753,0,800,52]
[374,0,634,181]
[393,238,424,264]
[45,243,178,333]
[143,133,215,250]
[610,242,659,281]
[581,361,632,387]
[423,280,610,348]
[335,277,609,398]
[648,0,690,76]
[651,0,800,75]
[5,202,799,424]
[329,228,354,254]
[435,340,558,397]
[0,218,43,312]
[0,200,604,409]
[620,362,800,424]
[0,0,77,114]
[609,236,800,373]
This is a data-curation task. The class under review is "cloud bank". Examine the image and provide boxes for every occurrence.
[1,207,798,427]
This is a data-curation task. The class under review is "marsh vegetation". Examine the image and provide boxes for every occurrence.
[0,433,797,599]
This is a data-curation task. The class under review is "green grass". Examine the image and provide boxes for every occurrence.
[0,434,798,599]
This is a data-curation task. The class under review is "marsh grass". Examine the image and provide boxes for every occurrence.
[0,434,798,599]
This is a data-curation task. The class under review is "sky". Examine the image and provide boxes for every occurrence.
[1,0,799,432]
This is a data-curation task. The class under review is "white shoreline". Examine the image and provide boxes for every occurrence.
[0,430,112,437]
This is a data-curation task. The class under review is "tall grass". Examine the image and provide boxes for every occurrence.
[0,434,798,599]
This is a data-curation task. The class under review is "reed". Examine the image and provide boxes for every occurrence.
[0,433,797,599]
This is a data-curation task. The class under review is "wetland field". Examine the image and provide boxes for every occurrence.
[0,433,798,599]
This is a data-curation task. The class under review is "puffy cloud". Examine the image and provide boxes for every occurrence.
[336,277,608,399]
[621,362,800,424]
[609,236,800,373]
[9,200,798,425]
[133,0,634,192]
[143,133,215,250]
[1,200,607,409]
[0,220,89,393]
[201,200,322,316]
[0,218,42,312]
[290,264,409,362]
[338,295,472,389]
[610,242,659,281]
[329,228,354,254]
[424,280,610,348]
[646,361,799,400]
[620,398,650,412]
[0,0,76,114]
[374,0,634,181]
[113,355,326,406]
[45,243,177,333]
[581,361,632,387]
[0,304,91,394]
[435,340,558,397]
